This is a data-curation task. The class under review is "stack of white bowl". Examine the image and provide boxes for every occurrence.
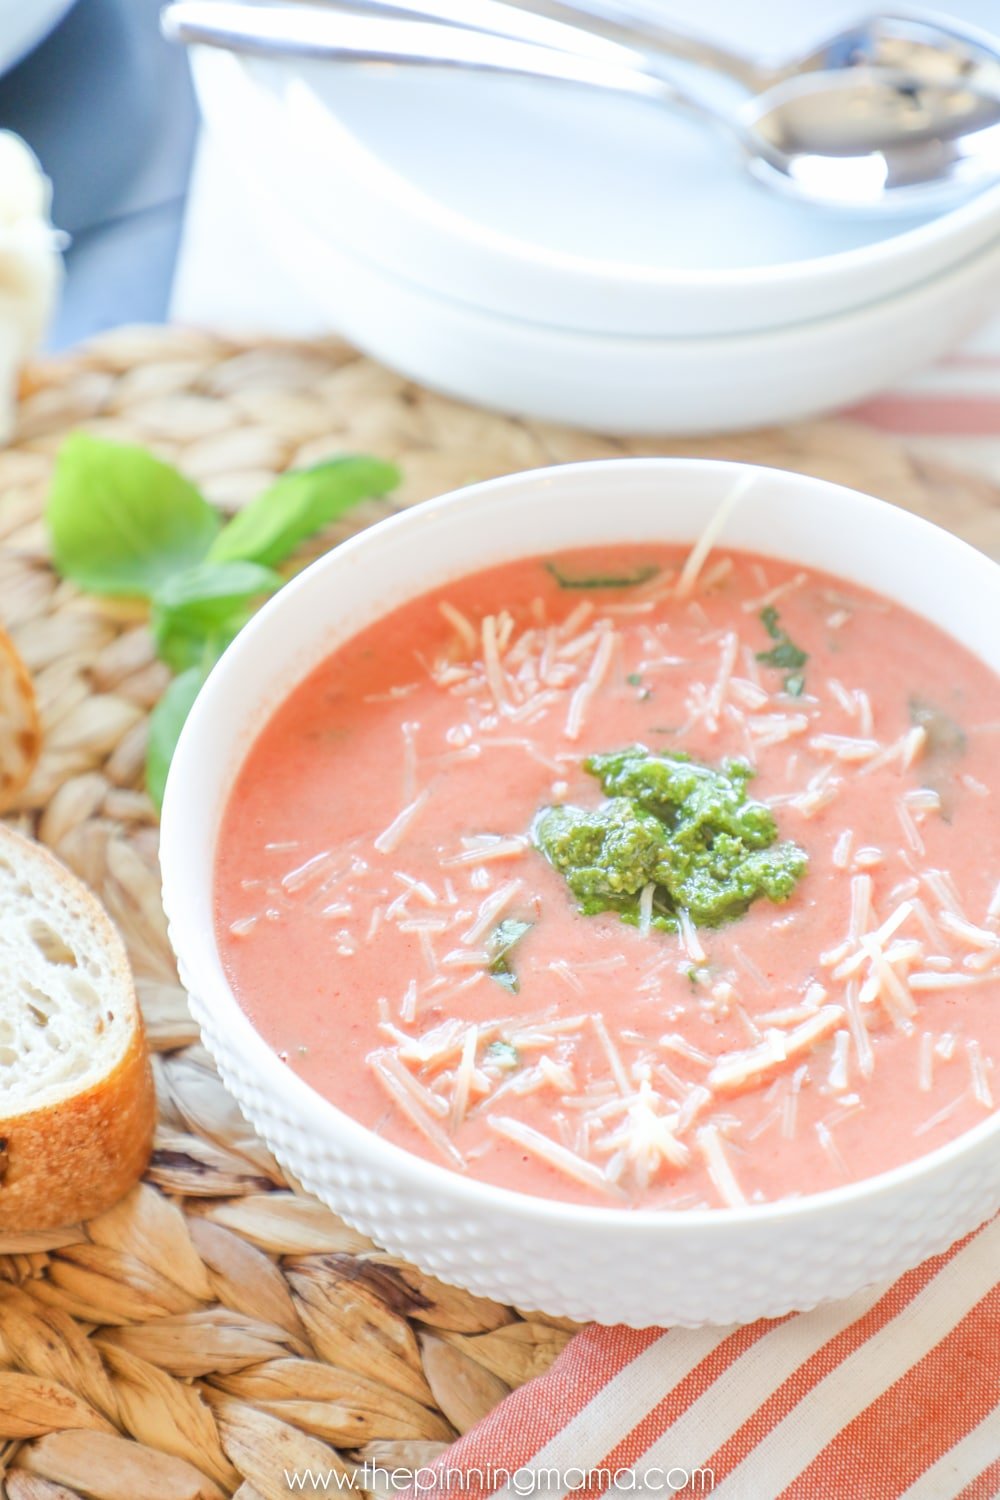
[188,0,1000,434]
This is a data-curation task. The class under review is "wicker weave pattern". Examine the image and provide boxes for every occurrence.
[0,327,996,1499]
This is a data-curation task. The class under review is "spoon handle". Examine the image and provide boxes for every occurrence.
[278,0,761,89]
[457,0,762,88]
[160,1,741,136]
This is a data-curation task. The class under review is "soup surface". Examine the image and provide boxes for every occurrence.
[215,541,1000,1209]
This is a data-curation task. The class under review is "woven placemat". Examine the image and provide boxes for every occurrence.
[0,326,998,1500]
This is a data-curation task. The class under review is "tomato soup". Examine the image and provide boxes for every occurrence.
[214,543,1000,1209]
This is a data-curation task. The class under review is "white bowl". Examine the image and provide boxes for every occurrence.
[190,35,1000,339]
[160,458,1000,1328]
[186,130,1000,435]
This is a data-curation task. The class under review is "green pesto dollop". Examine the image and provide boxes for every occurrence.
[533,746,807,931]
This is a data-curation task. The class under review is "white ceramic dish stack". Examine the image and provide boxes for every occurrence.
[184,0,1000,431]
[161,457,1000,1328]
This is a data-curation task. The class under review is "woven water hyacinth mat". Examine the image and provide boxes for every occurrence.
[0,325,998,1500]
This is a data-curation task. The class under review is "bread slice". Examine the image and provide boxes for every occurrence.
[0,825,155,1230]
[0,626,41,814]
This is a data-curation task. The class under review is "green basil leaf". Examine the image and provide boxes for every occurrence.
[759,605,782,641]
[546,561,659,590]
[208,455,400,568]
[486,918,533,993]
[152,610,253,674]
[153,560,279,637]
[153,559,282,619]
[146,666,209,811]
[758,640,808,671]
[484,1040,520,1070]
[47,433,220,597]
[756,606,808,684]
[151,561,281,672]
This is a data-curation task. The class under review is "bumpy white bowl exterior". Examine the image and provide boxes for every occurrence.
[161,460,1000,1327]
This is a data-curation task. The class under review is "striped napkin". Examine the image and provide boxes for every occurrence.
[849,320,1000,485]
[411,1215,1000,1498]
[400,349,1000,1500]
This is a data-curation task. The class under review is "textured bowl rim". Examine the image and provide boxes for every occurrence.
[161,457,1000,1236]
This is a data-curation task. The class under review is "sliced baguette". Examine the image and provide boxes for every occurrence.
[0,825,155,1231]
[0,626,41,813]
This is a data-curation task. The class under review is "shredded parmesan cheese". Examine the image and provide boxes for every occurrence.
[696,1124,746,1207]
[939,911,1000,951]
[373,791,430,855]
[370,1053,465,1168]
[489,1115,620,1195]
[676,474,754,598]
[450,1025,479,1129]
[564,628,616,741]
[460,880,523,946]
[918,1031,934,1093]
[741,571,808,613]
[438,600,477,651]
[707,1007,845,1092]
[832,830,854,870]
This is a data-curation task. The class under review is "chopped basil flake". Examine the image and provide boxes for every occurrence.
[546,562,659,590]
[625,671,652,701]
[909,696,966,758]
[485,1040,520,1070]
[486,918,533,994]
[757,606,808,693]
[909,696,967,819]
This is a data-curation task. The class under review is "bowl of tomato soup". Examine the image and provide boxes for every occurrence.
[161,459,1000,1327]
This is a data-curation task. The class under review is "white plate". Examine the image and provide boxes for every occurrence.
[189,0,1000,337]
[205,124,1000,434]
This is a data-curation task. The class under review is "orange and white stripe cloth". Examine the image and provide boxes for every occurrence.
[414,1214,1000,1499]
[849,320,1000,487]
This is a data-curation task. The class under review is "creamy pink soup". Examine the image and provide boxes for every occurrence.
[215,544,1000,1209]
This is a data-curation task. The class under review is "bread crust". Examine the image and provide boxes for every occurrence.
[0,827,156,1231]
[0,626,41,814]
[0,1025,155,1230]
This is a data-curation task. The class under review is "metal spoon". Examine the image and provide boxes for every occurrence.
[161,1,1000,211]
[293,0,1000,105]
[275,0,1000,186]
[406,1,1000,100]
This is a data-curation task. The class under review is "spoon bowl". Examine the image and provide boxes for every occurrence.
[745,67,1000,210]
[445,1,1000,100]
[758,9,1000,97]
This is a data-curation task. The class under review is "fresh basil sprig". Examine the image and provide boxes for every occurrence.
[146,667,207,812]
[48,435,222,595]
[150,560,282,672]
[207,456,396,567]
[46,435,400,807]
